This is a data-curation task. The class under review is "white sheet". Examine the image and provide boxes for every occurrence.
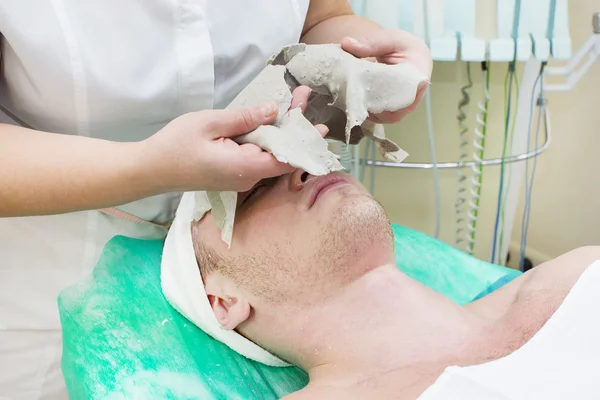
[419,260,600,400]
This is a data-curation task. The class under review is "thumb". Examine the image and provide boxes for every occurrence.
[341,34,395,59]
[211,102,279,138]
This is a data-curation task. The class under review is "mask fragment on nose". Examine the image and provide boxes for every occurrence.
[202,43,426,247]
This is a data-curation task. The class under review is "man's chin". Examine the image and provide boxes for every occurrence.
[338,194,392,234]
[318,184,375,210]
[321,193,394,265]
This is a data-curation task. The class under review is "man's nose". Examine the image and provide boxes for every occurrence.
[289,169,313,192]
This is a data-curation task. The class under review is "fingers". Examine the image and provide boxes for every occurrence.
[341,32,397,59]
[238,142,264,156]
[290,86,312,113]
[368,80,429,124]
[209,102,279,138]
[379,35,433,77]
[237,150,295,180]
[341,30,433,78]
[315,124,329,138]
[213,84,328,186]
[291,86,328,137]
[343,29,426,57]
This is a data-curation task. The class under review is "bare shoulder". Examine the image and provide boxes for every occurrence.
[521,245,600,291]
[510,245,600,311]
[469,246,600,317]
[468,246,600,360]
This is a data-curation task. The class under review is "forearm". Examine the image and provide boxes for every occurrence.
[0,124,163,217]
[301,11,382,45]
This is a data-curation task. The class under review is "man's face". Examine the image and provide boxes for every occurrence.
[193,170,394,303]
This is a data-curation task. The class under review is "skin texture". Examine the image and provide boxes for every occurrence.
[192,174,600,399]
[193,170,394,305]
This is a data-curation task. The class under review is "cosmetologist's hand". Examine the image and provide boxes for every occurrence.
[341,29,433,124]
[145,86,327,193]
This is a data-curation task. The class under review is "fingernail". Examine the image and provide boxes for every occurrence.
[260,103,277,117]
[346,37,360,45]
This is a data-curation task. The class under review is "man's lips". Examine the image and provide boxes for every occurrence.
[306,175,351,209]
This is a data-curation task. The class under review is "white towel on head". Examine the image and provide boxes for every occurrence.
[160,191,290,367]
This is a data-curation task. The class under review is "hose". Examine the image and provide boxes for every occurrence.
[497,68,520,264]
[490,62,516,263]
[491,0,521,263]
[369,137,376,195]
[353,142,360,179]
[338,143,354,172]
[466,63,491,255]
[520,64,546,271]
[422,0,441,239]
[455,62,473,248]
[424,89,441,239]
[359,138,372,182]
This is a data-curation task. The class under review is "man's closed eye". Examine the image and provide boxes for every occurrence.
[240,177,277,206]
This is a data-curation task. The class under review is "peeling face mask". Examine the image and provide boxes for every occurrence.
[201,43,429,247]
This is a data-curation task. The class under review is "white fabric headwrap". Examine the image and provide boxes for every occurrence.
[160,191,290,367]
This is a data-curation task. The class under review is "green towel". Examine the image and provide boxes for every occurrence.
[58,224,519,399]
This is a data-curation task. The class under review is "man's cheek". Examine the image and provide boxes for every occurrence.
[195,217,224,246]
[251,210,278,227]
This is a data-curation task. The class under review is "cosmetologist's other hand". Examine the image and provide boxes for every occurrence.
[341,29,432,124]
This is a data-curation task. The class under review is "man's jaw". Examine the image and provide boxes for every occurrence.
[248,264,398,370]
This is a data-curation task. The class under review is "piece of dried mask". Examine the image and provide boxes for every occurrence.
[202,43,428,247]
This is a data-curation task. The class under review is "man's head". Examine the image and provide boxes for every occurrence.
[191,170,394,352]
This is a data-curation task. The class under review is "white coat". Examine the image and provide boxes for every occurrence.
[0,1,309,398]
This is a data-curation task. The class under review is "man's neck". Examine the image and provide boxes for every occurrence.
[285,265,489,387]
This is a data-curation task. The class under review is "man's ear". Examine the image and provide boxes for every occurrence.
[204,273,251,330]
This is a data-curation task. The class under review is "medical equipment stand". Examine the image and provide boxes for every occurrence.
[362,12,600,265]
